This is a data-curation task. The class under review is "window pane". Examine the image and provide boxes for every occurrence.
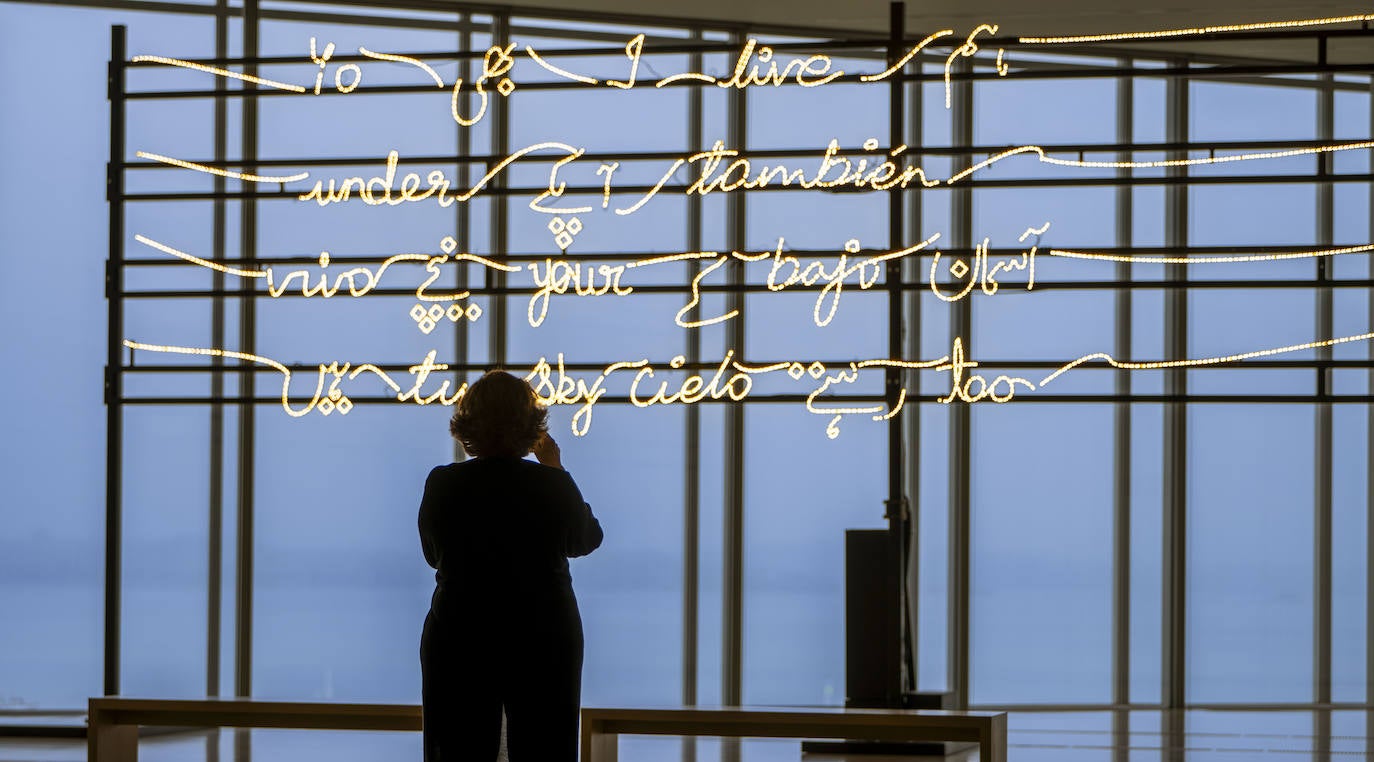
[970,404,1114,704]
[1187,404,1314,702]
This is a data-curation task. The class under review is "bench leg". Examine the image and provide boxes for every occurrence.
[88,717,138,762]
[981,713,1007,762]
[579,726,617,762]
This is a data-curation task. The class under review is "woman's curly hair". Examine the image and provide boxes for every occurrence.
[449,370,548,457]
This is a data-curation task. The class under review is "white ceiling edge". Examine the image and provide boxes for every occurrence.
[483,0,1373,63]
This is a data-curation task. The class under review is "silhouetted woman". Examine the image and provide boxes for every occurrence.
[419,370,603,761]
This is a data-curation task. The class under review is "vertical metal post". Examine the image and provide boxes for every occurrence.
[947,55,973,711]
[453,14,472,463]
[232,10,258,762]
[234,6,260,760]
[901,16,924,696]
[203,10,230,760]
[1367,72,1374,762]
[681,27,704,762]
[1162,58,1189,762]
[104,23,127,699]
[489,13,510,366]
[1112,57,1135,762]
[721,27,748,762]
[885,2,908,706]
[207,0,228,704]
[1113,58,1134,713]
[1313,67,1334,762]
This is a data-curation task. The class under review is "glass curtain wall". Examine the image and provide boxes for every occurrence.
[0,5,1370,761]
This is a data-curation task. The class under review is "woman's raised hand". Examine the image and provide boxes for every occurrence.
[532,432,563,470]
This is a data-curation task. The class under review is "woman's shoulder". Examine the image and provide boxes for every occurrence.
[431,457,568,481]
[424,460,493,491]
[499,457,572,482]
[493,457,578,489]
[428,457,552,474]
[425,461,464,483]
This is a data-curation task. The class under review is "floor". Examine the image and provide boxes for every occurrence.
[0,709,1368,761]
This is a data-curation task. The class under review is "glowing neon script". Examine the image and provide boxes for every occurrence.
[134,234,517,334]
[1019,12,1374,44]
[135,234,516,299]
[935,337,1036,404]
[765,234,941,326]
[615,138,939,216]
[122,327,1374,437]
[1040,331,1374,386]
[133,25,1000,134]
[115,343,950,436]
[944,140,1374,184]
[130,13,1374,127]
[1046,242,1374,265]
[141,233,940,331]
[136,151,310,184]
[294,145,580,208]
[139,135,1374,218]
[129,55,305,92]
[612,137,1374,216]
[929,223,1048,302]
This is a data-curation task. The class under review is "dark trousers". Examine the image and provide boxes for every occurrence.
[420,599,584,762]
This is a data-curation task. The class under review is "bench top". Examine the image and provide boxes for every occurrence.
[580,706,1004,744]
[586,706,1000,719]
[89,698,420,716]
[90,699,997,717]
[583,706,1002,728]
[86,699,1002,734]
[87,698,422,731]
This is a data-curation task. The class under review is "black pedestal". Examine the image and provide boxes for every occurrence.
[803,531,963,756]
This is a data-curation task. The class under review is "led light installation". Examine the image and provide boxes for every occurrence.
[119,10,1374,438]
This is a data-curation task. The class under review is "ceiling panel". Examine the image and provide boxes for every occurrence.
[475,0,1374,63]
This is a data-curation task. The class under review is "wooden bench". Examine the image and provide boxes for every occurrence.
[88,698,1005,762]
[86,698,421,762]
[581,706,1006,762]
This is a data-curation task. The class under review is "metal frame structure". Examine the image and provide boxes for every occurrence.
[75,0,1374,744]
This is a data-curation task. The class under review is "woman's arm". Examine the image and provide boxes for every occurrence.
[530,436,601,560]
[533,432,603,557]
[556,471,603,558]
[417,466,445,569]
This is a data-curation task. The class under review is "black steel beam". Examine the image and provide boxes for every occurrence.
[103,23,127,700]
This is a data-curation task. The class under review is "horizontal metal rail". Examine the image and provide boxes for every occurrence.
[121,60,1374,101]
[118,241,1374,264]
[113,172,1374,204]
[118,138,1374,169]
[113,278,1374,298]
[117,358,1374,373]
[113,394,1374,405]
[120,26,1374,69]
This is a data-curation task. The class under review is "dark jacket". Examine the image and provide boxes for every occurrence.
[417,456,601,762]
[418,456,603,621]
